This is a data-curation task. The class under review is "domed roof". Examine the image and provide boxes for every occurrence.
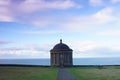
[51,39,72,51]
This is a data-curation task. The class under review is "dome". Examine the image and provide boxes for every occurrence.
[51,39,72,51]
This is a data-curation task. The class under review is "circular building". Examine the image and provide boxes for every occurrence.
[50,39,73,67]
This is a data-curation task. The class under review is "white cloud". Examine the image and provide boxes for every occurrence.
[60,7,117,32]
[15,6,119,32]
[0,49,48,58]
[89,0,103,6]
[18,0,80,13]
[0,40,11,45]
[111,0,120,3]
[71,41,101,52]
[75,48,120,58]
[70,40,120,58]
[0,0,80,22]
[97,30,120,36]
[0,0,14,22]
[0,0,10,6]
[0,0,15,22]
[1,40,120,58]
[30,17,54,27]
[93,7,116,23]
[22,30,63,34]
[0,14,14,22]
[0,0,119,30]
[0,44,51,58]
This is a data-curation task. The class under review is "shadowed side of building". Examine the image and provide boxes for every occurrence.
[50,39,73,67]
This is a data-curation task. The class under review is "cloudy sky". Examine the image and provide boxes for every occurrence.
[0,0,120,59]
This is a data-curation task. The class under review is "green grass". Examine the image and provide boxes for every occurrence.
[1,66,120,80]
[0,66,58,80]
[67,66,120,80]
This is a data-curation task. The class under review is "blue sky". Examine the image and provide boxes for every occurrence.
[0,0,120,59]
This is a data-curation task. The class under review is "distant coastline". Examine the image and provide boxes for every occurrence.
[0,58,120,65]
[0,64,120,67]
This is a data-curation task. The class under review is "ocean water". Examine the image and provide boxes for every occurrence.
[0,58,120,65]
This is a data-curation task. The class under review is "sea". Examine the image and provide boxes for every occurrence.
[0,58,120,65]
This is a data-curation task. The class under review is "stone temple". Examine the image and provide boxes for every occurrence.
[50,39,73,67]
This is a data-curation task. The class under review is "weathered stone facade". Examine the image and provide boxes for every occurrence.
[50,39,73,67]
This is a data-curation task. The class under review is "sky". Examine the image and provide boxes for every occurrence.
[0,0,120,59]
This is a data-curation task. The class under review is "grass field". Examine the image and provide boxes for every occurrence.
[67,66,120,80]
[1,66,120,80]
[0,66,58,80]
